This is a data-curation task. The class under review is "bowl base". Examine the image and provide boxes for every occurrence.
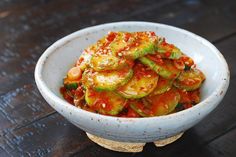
[86,132,184,152]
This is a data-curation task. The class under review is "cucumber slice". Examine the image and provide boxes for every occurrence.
[90,54,128,71]
[156,38,183,59]
[146,88,180,116]
[150,77,173,95]
[174,68,205,91]
[109,32,158,59]
[139,57,180,79]
[85,88,126,115]
[117,63,158,99]
[82,68,133,91]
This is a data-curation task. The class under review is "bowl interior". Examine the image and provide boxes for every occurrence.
[41,23,226,102]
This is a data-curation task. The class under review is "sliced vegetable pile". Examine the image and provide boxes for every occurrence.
[60,31,205,117]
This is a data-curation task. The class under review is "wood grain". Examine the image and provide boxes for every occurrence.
[0,84,54,136]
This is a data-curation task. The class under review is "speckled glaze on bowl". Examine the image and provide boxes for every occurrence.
[35,22,230,142]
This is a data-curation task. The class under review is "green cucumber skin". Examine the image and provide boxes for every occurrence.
[117,69,158,99]
[130,103,148,117]
[82,69,133,92]
[173,69,205,91]
[90,55,128,71]
[148,88,180,116]
[173,81,201,91]
[118,91,149,99]
[156,48,182,59]
[94,69,133,91]
[151,79,173,95]
[85,89,94,106]
[130,43,157,59]
[110,32,158,59]
[85,89,126,115]
[156,39,183,59]
[139,57,172,79]
[139,57,181,79]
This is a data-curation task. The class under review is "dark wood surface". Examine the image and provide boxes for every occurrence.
[0,0,236,156]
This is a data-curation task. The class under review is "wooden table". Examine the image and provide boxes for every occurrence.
[0,0,236,156]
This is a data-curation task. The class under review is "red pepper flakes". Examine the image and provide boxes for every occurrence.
[96,32,117,53]
[74,86,84,98]
[88,89,96,97]
[106,32,117,42]
[60,87,74,104]
[169,44,174,49]
[179,89,191,104]
[117,69,129,77]
[190,90,200,103]
[147,55,164,65]
[134,63,147,80]
[90,91,114,112]
[134,62,157,80]
[76,57,84,66]
[116,35,142,56]
[126,107,140,117]
[150,31,156,36]
[161,38,167,46]
[183,103,193,109]
[126,59,134,68]
[124,33,132,42]
[180,56,194,67]
[179,89,200,105]
[165,51,171,57]
[174,59,185,70]
[182,78,201,86]
[171,73,177,78]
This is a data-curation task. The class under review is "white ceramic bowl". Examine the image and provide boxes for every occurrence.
[35,22,230,142]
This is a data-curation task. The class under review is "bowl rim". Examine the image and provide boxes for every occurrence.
[35,21,230,122]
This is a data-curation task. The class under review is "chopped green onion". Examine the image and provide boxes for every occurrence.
[184,65,191,71]
[175,103,184,111]
[65,83,78,90]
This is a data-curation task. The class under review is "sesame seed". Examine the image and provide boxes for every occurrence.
[142,88,148,92]
[147,75,152,78]
[191,64,196,68]
[102,103,106,108]
[125,47,130,50]
[118,53,123,56]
